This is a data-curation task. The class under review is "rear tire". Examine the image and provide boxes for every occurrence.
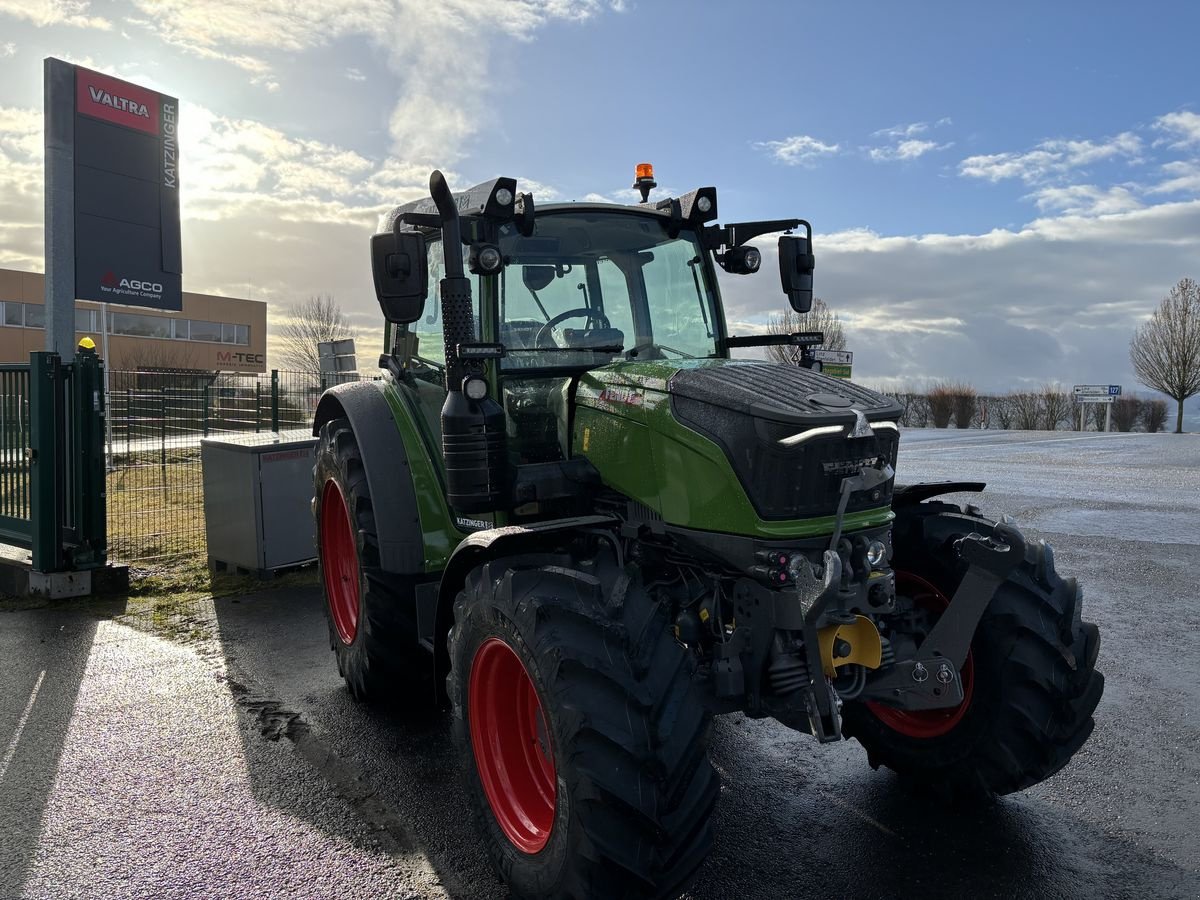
[313,417,433,708]
[842,502,1104,803]
[448,555,718,899]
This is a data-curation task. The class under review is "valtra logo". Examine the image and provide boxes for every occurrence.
[87,85,150,119]
[75,67,160,136]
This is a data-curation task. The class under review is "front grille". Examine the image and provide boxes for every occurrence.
[673,396,898,520]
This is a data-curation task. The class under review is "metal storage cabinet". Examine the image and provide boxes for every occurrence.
[201,429,317,575]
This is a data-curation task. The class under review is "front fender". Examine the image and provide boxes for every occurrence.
[432,515,617,688]
[313,381,424,574]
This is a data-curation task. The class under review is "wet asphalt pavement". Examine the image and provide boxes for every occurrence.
[2,429,1199,899]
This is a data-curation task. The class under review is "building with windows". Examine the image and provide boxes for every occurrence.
[0,267,266,373]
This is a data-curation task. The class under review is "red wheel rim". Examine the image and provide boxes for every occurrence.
[867,570,975,739]
[468,637,557,854]
[320,479,360,645]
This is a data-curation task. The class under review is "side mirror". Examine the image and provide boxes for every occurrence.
[522,265,556,292]
[371,231,428,324]
[778,234,815,313]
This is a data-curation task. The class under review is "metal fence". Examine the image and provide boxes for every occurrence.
[105,369,370,568]
[0,365,31,529]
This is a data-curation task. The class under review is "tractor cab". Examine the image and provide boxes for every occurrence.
[372,167,820,511]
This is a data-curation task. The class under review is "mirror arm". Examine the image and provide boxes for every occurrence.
[703,218,807,251]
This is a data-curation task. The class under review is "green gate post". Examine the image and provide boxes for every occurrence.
[270,370,280,433]
[28,351,62,572]
[67,347,106,568]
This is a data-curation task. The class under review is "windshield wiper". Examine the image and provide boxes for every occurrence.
[626,343,695,359]
[507,345,624,355]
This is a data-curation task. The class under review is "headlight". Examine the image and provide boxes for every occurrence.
[494,187,514,206]
[696,195,713,213]
[866,540,888,568]
[463,376,488,401]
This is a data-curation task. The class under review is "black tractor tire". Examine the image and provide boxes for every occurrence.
[313,417,433,708]
[447,556,719,900]
[842,501,1104,804]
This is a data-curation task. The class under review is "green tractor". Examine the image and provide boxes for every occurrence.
[311,166,1103,899]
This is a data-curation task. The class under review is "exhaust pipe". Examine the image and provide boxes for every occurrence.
[429,170,508,515]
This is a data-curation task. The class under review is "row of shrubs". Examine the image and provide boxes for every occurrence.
[876,383,1169,432]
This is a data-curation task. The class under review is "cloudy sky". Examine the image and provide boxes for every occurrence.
[0,1,1198,415]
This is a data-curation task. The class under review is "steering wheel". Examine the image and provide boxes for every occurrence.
[534,308,612,349]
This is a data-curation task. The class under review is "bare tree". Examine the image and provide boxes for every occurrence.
[988,394,1014,429]
[1110,395,1143,432]
[952,385,977,429]
[927,382,955,428]
[1130,277,1200,433]
[1010,392,1041,430]
[278,294,353,378]
[1040,384,1072,431]
[1143,399,1168,433]
[765,298,846,363]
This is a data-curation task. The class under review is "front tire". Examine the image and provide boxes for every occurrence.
[448,555,718,899]
[313,417,432,708]
[842,502,1104,803]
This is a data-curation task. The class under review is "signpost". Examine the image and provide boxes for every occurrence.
[806,348,853,379]
[45,58,182,461]
[1073,384,1122,431]
[318,339,357,387]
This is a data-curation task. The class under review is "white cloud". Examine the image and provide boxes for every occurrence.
[1154,111,1200,147]
[867,118,952,162]
[720,201,1200,392]
[959,132,1142,183]
[754,134,840,166]
[869,139,952,162]
[1149,159,1200,196]
[126,0,614,160]
[1029,184,1143,216]
[0,42,15,57]
[344,67,366,82]
[0,0,110,29]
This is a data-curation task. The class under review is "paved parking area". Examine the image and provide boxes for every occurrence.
[1,429,1198,899]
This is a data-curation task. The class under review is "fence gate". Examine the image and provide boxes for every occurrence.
[0,349,107,572]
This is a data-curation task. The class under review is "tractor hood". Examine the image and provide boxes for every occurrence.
[574,358,903,525]
[576,358,901,428]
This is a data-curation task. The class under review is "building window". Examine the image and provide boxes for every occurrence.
[111,311,171,339]
[23,304,44,329]
[189,320,222,343]
[76,309,95,332]
[235,324,249,346]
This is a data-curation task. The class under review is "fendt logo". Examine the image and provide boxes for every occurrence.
[87,85,150,119]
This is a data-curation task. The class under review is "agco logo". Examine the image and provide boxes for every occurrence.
[101,271,162,293]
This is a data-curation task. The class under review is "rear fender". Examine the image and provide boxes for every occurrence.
[313,382,424,574]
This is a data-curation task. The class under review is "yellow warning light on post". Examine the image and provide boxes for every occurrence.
[635,162,654,180]
[78,336,96,351]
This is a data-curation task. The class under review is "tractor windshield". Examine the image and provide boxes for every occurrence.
[495,211,721,369]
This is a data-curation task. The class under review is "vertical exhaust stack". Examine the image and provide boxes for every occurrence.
[429,170,508,514]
